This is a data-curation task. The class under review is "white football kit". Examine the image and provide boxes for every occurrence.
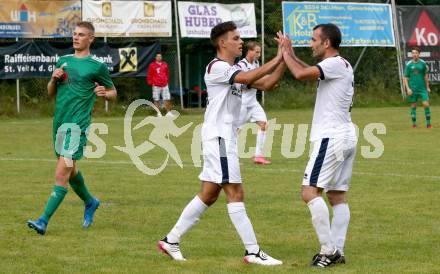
[302,56,358,191]
[199,58,244,184]
[236,58,267,127]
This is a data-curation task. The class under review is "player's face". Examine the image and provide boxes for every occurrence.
[310,28,326,60]
[156,54,162,62]
[411,50,420,61]
[73,26,94,51]
[248,46,261,62]
[224,30,243,58]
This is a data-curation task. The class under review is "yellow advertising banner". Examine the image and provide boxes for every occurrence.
[0,1,81,38]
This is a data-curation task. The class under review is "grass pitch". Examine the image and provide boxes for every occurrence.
[1,106,439,273]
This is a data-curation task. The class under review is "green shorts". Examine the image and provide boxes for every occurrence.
[407,90,429,103]
[53,123,87,160]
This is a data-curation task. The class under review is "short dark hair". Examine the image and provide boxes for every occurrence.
[76,21,95,35]
[210,21,237,49]
[412,46,420,53]
[313,23,341,50]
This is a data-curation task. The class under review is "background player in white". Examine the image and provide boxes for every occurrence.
[237,42,271,164]
[282,24,357,268]
[158,21,286,265]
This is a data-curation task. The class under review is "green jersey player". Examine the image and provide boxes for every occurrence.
[27,21,117,235]
[404,47,432,128]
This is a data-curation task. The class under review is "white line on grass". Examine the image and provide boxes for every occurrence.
[1,157,439,180]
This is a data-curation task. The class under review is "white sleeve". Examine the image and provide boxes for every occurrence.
[206,61,242,85]
[237,60,250,72]
[316,57,345,80]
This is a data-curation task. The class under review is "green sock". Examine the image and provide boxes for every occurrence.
[425,107,431,126]
[41,185,68,223]
[69,171,93,205]
[410,107,417,125]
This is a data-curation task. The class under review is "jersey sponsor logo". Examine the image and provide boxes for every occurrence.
[230,84,242,98]
[119,47,137,72]
[409,10,439,46]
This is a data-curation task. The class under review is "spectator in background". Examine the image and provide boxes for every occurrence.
[147,52,173,116]
[404,47,432,128]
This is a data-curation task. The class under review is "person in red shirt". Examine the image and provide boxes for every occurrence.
[147,52,172,115]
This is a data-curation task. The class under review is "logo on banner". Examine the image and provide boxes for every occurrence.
[102,2,112,17]
[144,2,155,17]
[230,7,249,28]
[119,48,138,72]
[409,10,439,46]
[10,3,37,23]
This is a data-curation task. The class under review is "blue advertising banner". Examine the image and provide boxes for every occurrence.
[282,2,395,47]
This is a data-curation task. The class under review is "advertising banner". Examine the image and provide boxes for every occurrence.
[397,6,440,83]
[282,2,395,47]
[0,41,160,79]
[178,1,257,38]
[0,0,81,38]
[82,0,172,37]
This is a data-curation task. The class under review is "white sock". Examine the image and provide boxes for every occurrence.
[307,197,333,254]
[166,195,208,243]
[331,203,350,255]
[227,202,259,254]
[255,129,266,157]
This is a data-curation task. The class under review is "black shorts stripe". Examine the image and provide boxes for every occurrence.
[310,138,329,187]
[218,137,229,183]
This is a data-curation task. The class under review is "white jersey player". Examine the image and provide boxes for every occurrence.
[158,21,286,266]
[282,23,357,268]
[237,42,271,164]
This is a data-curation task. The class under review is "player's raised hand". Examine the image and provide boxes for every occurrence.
[94,82,107,97]
[51,63,66,80]
[274,31,285,60]
[283,34,295,58]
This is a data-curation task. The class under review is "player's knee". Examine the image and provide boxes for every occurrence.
[199,192,219,206]
[55,170,70,185]
[301,186,320,203]
[224,186,244,202]
[327,191,346,206]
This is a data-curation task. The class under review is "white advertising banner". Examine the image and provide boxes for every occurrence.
[178,2,257,38]
[82,0,172,37]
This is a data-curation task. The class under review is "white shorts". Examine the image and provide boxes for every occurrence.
[238,102,267,128]
[302,138,357,192]
[198,137,241,184]
[152,85,171,101]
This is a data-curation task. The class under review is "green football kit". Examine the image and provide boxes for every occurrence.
[405,59,429,103]
[53,54,113,160]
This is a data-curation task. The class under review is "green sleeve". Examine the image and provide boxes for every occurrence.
[95,63,114,89]
[404,63,410,78]
[55,57,64,69]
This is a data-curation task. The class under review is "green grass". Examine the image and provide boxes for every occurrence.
[1,107,439,273]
